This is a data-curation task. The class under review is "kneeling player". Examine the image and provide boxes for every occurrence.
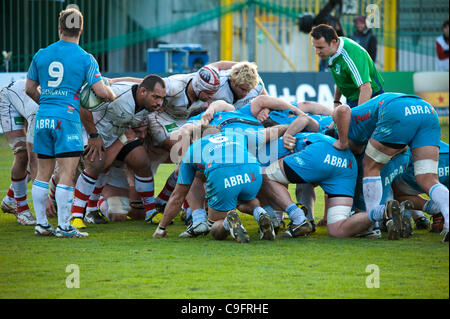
[153,128,275,243]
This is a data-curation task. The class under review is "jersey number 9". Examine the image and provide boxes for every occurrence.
[48,61,64,87]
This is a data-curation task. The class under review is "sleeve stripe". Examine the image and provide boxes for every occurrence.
[342,50,364,87]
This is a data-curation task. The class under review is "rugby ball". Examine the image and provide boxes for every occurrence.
[80,77,110,111]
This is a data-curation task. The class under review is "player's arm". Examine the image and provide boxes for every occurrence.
[297,101,333,115]
[332,104,351,150]
[25,79,40,105]
[250,95,303,121]
[358,82,373,106]
[154,183,191,236]
[208,60,238,70]
[108,77,143,85]
[201,100,235,122]
[333,85,342,108]
[91,80,116,102]
[80,106,105,161]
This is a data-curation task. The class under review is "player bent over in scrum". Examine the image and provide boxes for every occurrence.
[333,92,449,242]
[259,132,400,238]
[153,126,275,243]
[71,75,166,229]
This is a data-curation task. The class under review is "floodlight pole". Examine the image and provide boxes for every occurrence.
[247,1,256,63]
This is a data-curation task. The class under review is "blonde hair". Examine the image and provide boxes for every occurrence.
[229,61,259,89]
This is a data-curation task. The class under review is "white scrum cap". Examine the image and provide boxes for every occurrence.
[192,65,220,96]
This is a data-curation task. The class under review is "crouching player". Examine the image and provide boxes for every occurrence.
[333,92,449,242]
[259,132,398,238]
[153,126,275,243]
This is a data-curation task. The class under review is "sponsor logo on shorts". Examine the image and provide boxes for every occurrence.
[323,154,353,169]
[404,104,435,116]
[67,134,80,142]
[35,119,62,130]
[438,166,449,178]
[224,172,256,189]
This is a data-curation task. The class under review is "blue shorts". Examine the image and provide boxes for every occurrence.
[204,163,262,212]
[283,141,357,197]
[372,97,441,149]
[33,114,83,157]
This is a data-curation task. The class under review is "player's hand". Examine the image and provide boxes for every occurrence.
[45,198,57,218]
[201,110,214,122]
[333,139,348,150]
[153,225,168,238]
[283,133,296,152]
[123,128,137,143]
[85,135,105,162]
[256,108,270,122]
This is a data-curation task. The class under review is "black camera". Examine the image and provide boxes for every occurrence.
[298,0,343,35]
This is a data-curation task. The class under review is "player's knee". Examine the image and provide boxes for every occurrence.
[326,205,351,237]
[84,156,105,176]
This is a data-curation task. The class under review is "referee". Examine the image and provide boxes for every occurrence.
[311,24,384,108]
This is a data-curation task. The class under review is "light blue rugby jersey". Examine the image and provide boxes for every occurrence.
[27,40,102,122]
[177,131,259,185]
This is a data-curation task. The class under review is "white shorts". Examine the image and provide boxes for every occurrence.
[106,165,130,189]
[148,111,187,146]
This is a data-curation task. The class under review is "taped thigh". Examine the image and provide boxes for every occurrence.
[327,205,352,225]
[365,142,392,164]
[9,136,27,153]
[414,159,438,176]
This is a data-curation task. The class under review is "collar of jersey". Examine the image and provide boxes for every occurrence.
[328,37,344,66]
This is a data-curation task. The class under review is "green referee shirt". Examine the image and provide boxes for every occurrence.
[327,36,384,102]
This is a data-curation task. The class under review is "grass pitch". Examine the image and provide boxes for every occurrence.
[0,126,448,299]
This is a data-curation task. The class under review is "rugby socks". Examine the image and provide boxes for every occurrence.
[423,199,441,215]
[11,176,29,214]
[71,170,97,219]
[363,177,383,215]
[192,208,207,226]
[31,180,50,226]
[368,204,385,222]
[155,171,177,205]
[295,183,316,219]
[4,185,15,205]
[285,203,306,226]
[222,217,231,231]
[134,174,156,220]
[48,175,57,204]
[98,197,108,219]
[183,200,192,220]
[410,210,425,220]
[85,174,108,215]
[252,206,267,222]
[429,184,449,229]
[55,185,74,229]
[262,205,276,219]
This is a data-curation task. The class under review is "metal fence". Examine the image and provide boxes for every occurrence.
[1,0,449,73]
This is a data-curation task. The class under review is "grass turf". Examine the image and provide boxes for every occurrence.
[0,125,448,299]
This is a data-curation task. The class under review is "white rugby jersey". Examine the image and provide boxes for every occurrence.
[92,82,149,147]
[0,79,39,122]
[213,69,265,109]
[162,72,207,119]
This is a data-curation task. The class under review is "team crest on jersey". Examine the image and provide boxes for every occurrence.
[67,105,75,114]
[335,64,341,74]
